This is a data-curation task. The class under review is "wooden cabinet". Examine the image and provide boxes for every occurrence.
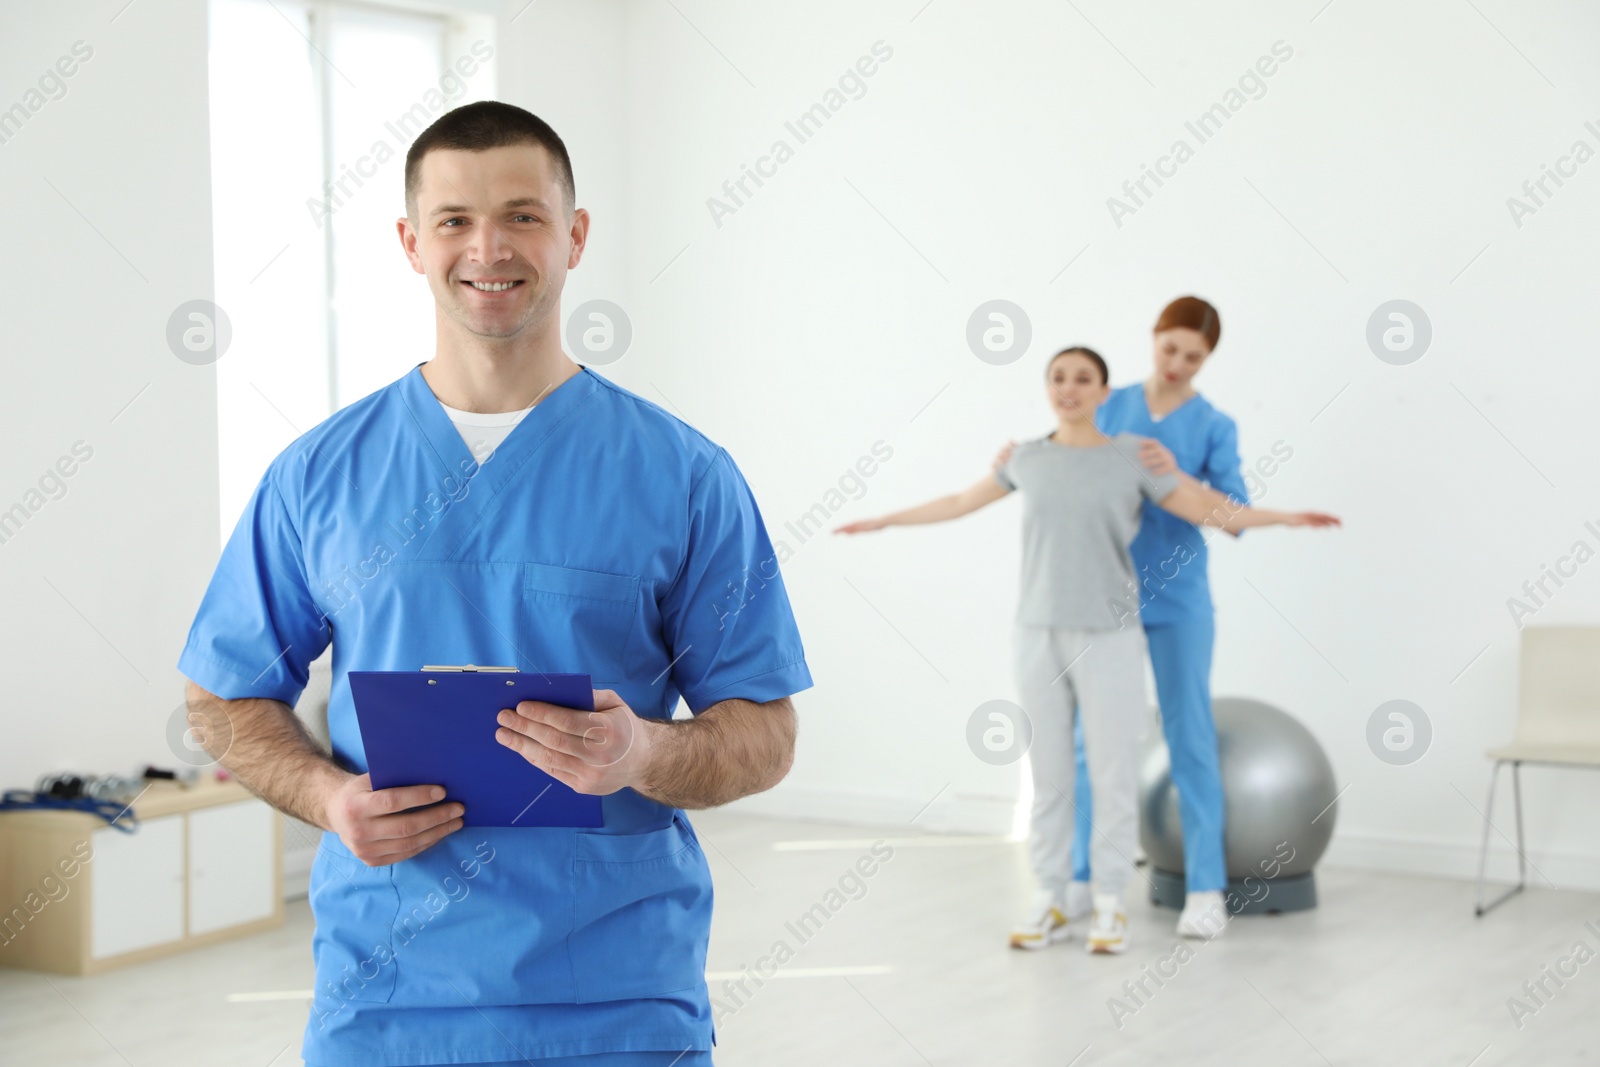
[88,813,185,959]
[0,774,282,975]
[188,800,276,936]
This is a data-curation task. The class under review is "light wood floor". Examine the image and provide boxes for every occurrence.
[3,809,1595,1066]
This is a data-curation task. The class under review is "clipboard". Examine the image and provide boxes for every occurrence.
[348,665,603,828]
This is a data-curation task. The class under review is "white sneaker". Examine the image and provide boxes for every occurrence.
[1064,880,1093,920]
[1176,889,1231,940]
[1009,888,1071,950]
[1086,892,1129,954]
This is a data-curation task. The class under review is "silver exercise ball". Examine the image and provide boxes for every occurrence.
[1139,696,1337,880]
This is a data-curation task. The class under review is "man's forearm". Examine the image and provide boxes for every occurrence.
[184,682,350,830]
[633,696,796,810]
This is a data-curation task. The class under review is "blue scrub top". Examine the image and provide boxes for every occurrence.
[1096,383,1250,627]
[178,364,814,1065]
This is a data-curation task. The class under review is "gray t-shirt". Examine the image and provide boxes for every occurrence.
[994,432,1181,630]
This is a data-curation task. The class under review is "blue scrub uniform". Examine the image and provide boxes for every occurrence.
[1067,383,1249,894]
[178,364,813,1066]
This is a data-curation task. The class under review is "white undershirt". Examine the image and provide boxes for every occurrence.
[437,400,532,464]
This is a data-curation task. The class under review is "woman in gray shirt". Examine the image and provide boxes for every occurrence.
[835,346,1338,954]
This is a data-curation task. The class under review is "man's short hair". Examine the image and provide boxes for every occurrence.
[404,100,575,222]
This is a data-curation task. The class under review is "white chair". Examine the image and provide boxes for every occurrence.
[1475,625,1600,915]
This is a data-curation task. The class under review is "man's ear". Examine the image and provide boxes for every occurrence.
[566,207,591,270]
[397,216,425,275]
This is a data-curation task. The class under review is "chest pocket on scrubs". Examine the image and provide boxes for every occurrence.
[523,563,640,685]
[571,816,714,1003]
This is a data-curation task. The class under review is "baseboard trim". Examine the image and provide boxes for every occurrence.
[276,791,1600,899]
[722,787,1600,892]
[726,785,1018,836]
[1320,831,1600,893]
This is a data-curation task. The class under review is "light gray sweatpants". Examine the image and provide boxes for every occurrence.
[1014,622,1151,900]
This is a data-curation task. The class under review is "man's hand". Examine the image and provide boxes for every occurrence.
[180,683,462,865]
[323,773,465,867]
[1137,438,1177,476]
[495,688,654,797]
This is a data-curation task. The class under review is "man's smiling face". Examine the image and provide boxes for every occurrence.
[401,143,586,341]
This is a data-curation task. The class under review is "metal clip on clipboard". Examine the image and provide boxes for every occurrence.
[421,663,518,672]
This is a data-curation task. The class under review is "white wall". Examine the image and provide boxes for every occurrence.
[6,0,1597,899]
[586,0,1600,889]
[0,2,219,791]
[496,0,633,331]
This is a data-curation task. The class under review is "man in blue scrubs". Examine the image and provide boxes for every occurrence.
[179,101,812,1066]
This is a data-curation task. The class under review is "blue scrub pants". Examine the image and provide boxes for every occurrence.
[1069,616,1227,893]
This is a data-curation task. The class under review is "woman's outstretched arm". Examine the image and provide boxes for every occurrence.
[835,473,1011,534]
[1153,472,1339,532]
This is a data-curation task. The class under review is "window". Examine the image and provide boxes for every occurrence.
[206,0,496,539]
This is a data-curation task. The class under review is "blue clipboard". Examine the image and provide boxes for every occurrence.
[348,665,603,828]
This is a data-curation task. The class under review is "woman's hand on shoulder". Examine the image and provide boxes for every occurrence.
[991,439,1016,474]
[1137,437,1177,476]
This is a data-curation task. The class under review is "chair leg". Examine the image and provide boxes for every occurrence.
[1512,761,1527,893]
[1475,760,1526,917]
[1473,761,1500,916]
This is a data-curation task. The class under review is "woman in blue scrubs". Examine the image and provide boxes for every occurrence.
[178,102,812,1066]
[995,296,1256,940]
